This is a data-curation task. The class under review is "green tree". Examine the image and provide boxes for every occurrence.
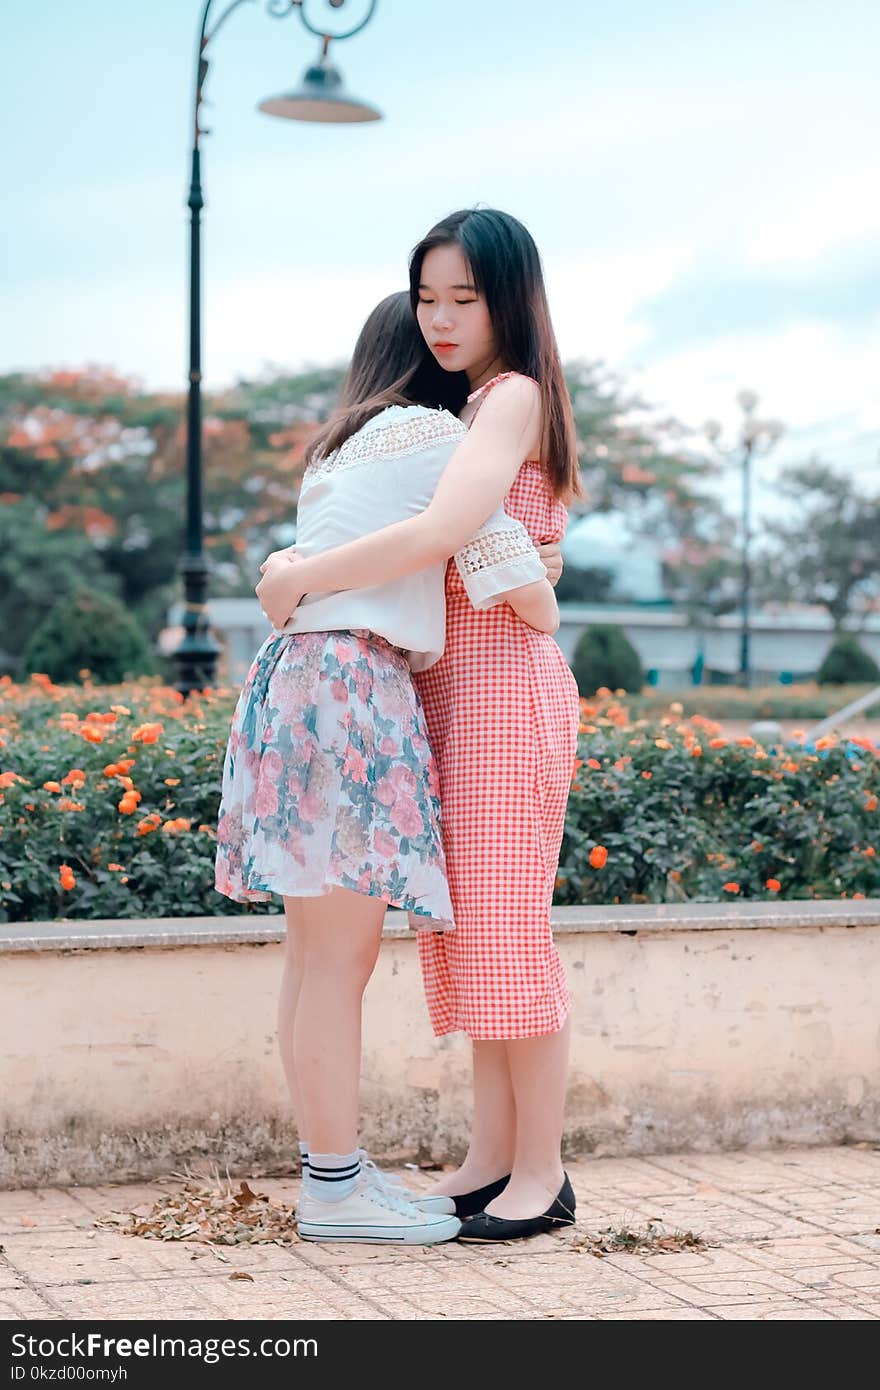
[566,359,724,542]
[0,498,118,675]
[760,461,880,631]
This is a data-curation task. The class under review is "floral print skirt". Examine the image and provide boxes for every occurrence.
[214,629,454,929]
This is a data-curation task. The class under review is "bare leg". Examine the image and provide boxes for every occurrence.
[278,896,305,1128]
[426,1039,516,1196]
[484,1016,570,1218]
[293,886,387,1154]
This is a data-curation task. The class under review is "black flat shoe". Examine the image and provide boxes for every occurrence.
[457,1174,576,1242]
[450,1174,512,1220]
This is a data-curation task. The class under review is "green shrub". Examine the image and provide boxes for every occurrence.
[571,624,643,695]
[816,636,880,686]
[23,591,156,685]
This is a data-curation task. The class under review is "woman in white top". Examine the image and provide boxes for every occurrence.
[214,292,558,1244]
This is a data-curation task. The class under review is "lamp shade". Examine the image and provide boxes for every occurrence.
[258,55,381,124]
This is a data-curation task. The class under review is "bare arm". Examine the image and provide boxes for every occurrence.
[283,377,541,596]
[505,579,560,634]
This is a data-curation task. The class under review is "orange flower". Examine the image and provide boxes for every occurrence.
[0,771,26,790]
[781,760,799,773]
[117,758,136,773]
[163,777,181,787]
[589,845,608,869]
[722,882,740,894]
[865,794,878,812]
[814,735,837,750]
[80,725,104,744]
[118,791,142,814]
[161,817,192,835]
[110,704,131,716]
[57,797,85,812]
[586,758,601,770]
[103,763,120,777]
[736,736,755,748]
[107,863,125,872]
[198,824,216,835]
[765,878,781,892]
[641,770,652,779]
[59,864,76,891]
[61,769,86,787]
[690,745,703,757]
[709,738,727,749]
[132,722,164,744]
[136,814,162,836]
[865,847,876,858]
[578,723,598,735]
[853,893,866,900]
[43,781,62,793]
[654,738,672,750]
[572,758,583,776]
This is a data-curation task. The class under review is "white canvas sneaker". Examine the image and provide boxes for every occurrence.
[297,1171,461,1244]
[357,1150,457,1216]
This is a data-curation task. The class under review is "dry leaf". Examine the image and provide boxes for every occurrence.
[228,1271,255,1282]
[95,1172,299,1248]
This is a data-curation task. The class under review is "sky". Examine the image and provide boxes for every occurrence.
[3,0,879,516]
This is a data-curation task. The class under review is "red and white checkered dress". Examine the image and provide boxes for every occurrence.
[414,374,580,1039]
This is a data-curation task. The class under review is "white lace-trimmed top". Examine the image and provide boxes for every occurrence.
[280,404,546,672]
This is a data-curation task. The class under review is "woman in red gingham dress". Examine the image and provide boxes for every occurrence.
[265,209,583,1240]
[414,378,577,1042]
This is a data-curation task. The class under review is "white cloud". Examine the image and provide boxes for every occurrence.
[744,169,880,266]
[547,246,694,363]
[629,318,880,441]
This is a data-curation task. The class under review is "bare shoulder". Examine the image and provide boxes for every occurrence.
[470,374,542,432]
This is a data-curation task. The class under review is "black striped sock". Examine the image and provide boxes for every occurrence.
[304,1149,361,1203]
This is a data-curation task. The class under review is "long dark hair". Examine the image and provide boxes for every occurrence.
[308,292,468,461]
[409,208,581,501]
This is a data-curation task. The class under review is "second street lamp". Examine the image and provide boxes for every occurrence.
[173,0,381,698]
[706,392,784,690]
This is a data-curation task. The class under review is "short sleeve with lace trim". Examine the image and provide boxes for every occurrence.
[455,506,546,611]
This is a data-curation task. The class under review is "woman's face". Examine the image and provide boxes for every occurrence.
[416,243,500,383]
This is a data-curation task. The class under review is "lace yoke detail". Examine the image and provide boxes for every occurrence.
[304,410,467,486]
[456,514,537,577]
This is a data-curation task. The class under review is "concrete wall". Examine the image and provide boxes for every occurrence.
[1,902,879,1187]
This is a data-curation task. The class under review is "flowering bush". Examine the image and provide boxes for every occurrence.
[558,691,879,904]
[0,672,247,922]
[0,676,876,922]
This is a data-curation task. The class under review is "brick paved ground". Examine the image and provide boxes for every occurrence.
[1,1146,879,1321]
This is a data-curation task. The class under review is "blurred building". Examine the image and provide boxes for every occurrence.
[164,596,880,692]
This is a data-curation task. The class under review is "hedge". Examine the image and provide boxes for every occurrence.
[0,676,876,922]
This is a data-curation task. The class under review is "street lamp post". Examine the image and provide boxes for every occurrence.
[705,392,784,689]
[172,0,380,697]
